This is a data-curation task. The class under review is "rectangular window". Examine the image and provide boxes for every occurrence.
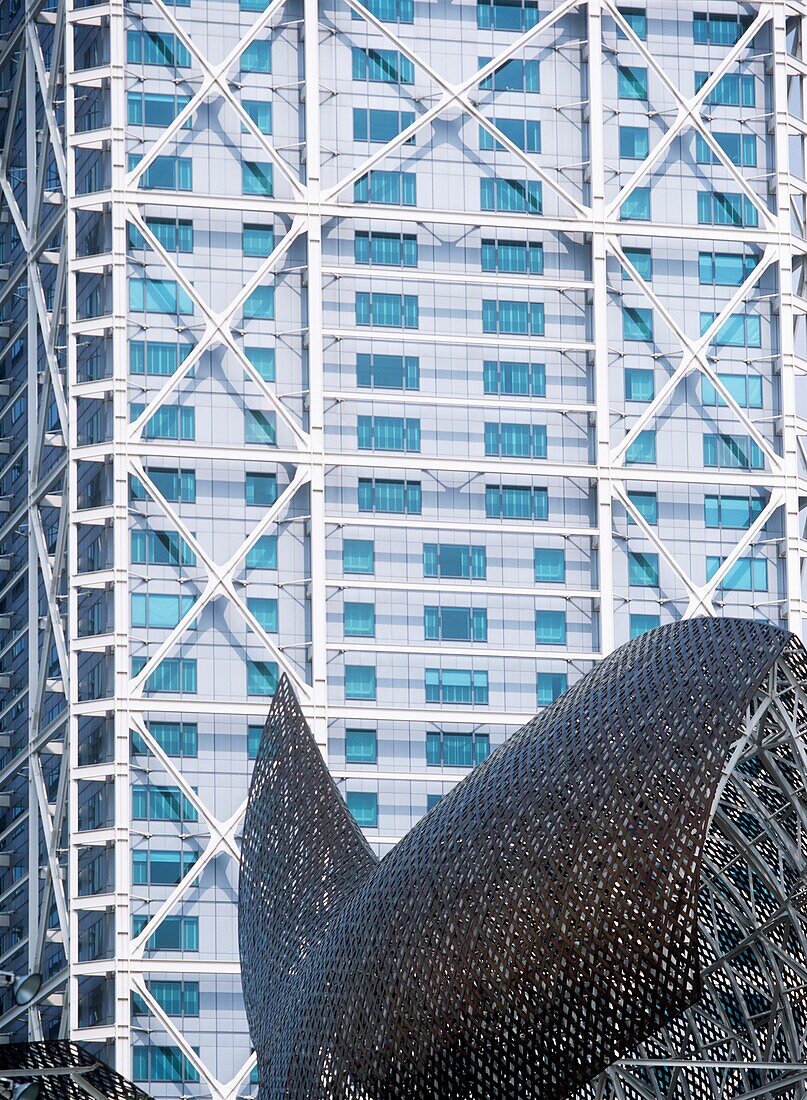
[620,187,650,221]
[480,177,542,214]
[425,668,488,705]
[695,71,755,108]
[477,0,538,31]
[618,65,647,99]
[424,607,487,642]
[536,610,566,645]
[241,40,271,73]
[358,478,421,514]
[245,535,277,569]
[625,429,656,464]
[357,353,419,390]
[628,490,658,525]
[628,551,659,587]
[131,403,195,442]
[693,12,751,45]
[480,117,541,153]
[132,786,197,822]
[624,368,654,402]
[697,191,759,228]
[344,602,376,638]
[247,597,278,633]
[131,468,196,503]
[619,125,649,159]
[481,240,543,275]
[132,657,197,694]
[132,849,198,887]
[537,672,567,706]
[623,247,652,280]
[484,422,546,458]
[243,286,275,320]
[128,217,193,253]
[242,162,273,197]
[130,340,192,377]
[243,224,275,258]
[242,100,272,135]
[127,92,191,128]
[704,494,763,529]
[485,485,548,520]
[247,724,263,760]
[703,433,764,470]
[483,360,545,397]
[129,278,193,316]
[133,1046,199,1084]
[245,472,278,505]
[706,556,768,592]
[345,729,377,763]
[700,311,761,348]
[346,790,378,827]
[354,231,418,267]
[247,660,278,696]
[345,666,376,700]
[534,548,565,582]
[698,251,756,286]
[245,347,275,381]
[343,539,374,574]
[695,131,756,168]
[127,30,191,68]
[352,47,414,83]
[357,415,420,452]
[353,108,415,143]
[131,593,194,629]
[129,154,192,191]
[617,8,647,39]
[354,170,416,205]
[623,305,653,341]
[701,372,762,409]
[630,613,659,639]
[355,292,418,328]
[133,914,198,951]
[131,721,198,758]
[482,300,544,335]
[351,0,414,22]
[145,981,199,1017]
[426,732,490,767]
[478,56,539,92]
[423,544,486,580]
[245,409,276,445]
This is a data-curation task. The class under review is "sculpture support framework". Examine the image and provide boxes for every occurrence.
[239,618,807,1099]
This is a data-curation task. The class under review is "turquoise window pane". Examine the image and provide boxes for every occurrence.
[629,551,659,586]
[243,286,274,320]
[345,729,377,763]
[345,666,376,700]
[244,347,275,381]
[537,672,567,706]
[534,548,565,582]
[618,65,647,99]
[625,368,654,401]
[246,535,277,569]
[626,430,656,464]
[245,409,276,445]
[242,162,273,196]
[343,539,374,574]
[623,248,652,280]
[247,660,278,696]
[344,602,375,637]
[243,225,275,257]
[241,41,271,73]
[242,100,272,134]
[623,306,653,341]
[247,598,278,632]
[620,187,650,220]
[630,613,659,639]
[619,125,649,159]
[346,791,378,827]
[245,473,277,505]
[536,610,566,645]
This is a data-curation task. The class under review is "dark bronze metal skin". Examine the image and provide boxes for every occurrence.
[239,618,803,1100]
[0,1041,153,1100]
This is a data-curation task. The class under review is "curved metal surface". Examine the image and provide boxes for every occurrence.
[239,618,805,1099]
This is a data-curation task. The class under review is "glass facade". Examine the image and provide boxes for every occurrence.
[1,0,806,1096]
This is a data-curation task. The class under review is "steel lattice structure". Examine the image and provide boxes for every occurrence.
[240,618,807,1100]
[1,1,807,1097]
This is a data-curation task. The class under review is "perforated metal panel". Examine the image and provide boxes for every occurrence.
[0,1042,153,1100]
[239,618,807,1099]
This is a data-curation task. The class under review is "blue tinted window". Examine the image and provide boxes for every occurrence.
[537,672,567,706]
[345,666,376,700]
[241,41,271,73]
[247,660,277,696]
[630,613,659,639]
[536,610,566,645]
[623,306,653,341]
[628,491,658,525]
[344,602,375,637]
[345,729,377,763]
[618,66,647,99]
[620,187,650,220]
[534,548,565,582]
[343,539,374,574]
[624,368,654,402]
[623,248,652,280]
[625,430,656,464]
[619,125,649,159]
[628,551,659,587]
[246,535,277,569]
[346,791,378,827]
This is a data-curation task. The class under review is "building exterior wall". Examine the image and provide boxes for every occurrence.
[0,0,806,1097]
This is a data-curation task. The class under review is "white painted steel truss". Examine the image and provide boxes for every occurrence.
[0,1,805,1097]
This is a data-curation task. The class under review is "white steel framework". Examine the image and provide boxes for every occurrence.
[0,1,805,1097]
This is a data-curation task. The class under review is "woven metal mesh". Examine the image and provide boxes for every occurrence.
[0,1042,152,1100]
[239,618,805,1099]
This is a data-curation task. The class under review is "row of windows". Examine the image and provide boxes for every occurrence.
[130,656,278,696]
[623,431,765,469]
[132,980,198,1018]
[130,470,277,505]
[129,340,274,381]
[127,404,275,445]
[623,305,763,348]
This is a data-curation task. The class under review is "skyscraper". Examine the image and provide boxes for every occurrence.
[0,0,804,1096]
